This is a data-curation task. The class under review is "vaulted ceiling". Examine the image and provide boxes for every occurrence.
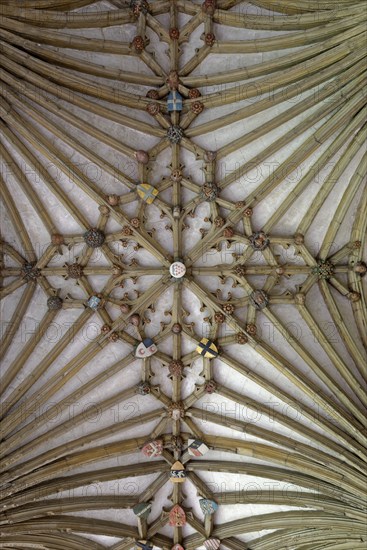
[0,1,366,549]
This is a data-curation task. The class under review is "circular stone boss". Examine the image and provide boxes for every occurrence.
[170,261,186,279]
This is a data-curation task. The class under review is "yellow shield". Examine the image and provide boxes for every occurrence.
[137,183,159,204]
[196,338,218,358]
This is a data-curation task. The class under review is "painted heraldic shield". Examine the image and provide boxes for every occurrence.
[87,295,101,310]
[170,460,186,483]
[204,539,220,550]
[133,502,151,519]
[187,438,209,456]
[137,183,159,204]
[169,504,186,526]
[141,439,163,458]
[167,90,183,112]
[199,498,219,515]
[196,337,218,358]
[135,337,158,358]
[136,541,153,550]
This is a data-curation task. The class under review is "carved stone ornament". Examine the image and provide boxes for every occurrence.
[204,379,217,394]
[132,35,145,52]
[205,33,216,46]
[223,302,235,315]
[169,27,180,40]
[107,194,119,206]
[83,228,105,248]
[250,289,269,310]
[200,182,219,202]
[170,261,186,279]
[146,89,159,99]
[191,101,204,114]
[168,435,184,452]
[204,150,217,162]
[22,262,40,281]
[188,88,201,99]
[134,150,150,164]
[214,312,225,323]
[120,303,131,314]
[246,323,257,336]
[202,0,216,14]
[235,265,246,277]
[108,332,119,342]
[168,360,184,377]
[214,216,224,228]
[130,314,140,326]
[312,260,335,280]
[130,0,149,16]
[294,293,306,305]
[223,227,234,238]
[167,70,180,90]
[172,323,183,334]
[147,102,161,116]
[354,261,367,275]
[171,169,183,182]
[348,291,361,302]
[294,233,304,245]
[236,332,248,344]
[47,296,63,310]
[136,381,151,395]
[51,233,64,245]
[121,225,133,237]
[168,401,185,419]
[67,263,84,279]
[249,230,269,251]
[167,125,184,144]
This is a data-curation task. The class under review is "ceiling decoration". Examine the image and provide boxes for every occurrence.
[0,0,366,549]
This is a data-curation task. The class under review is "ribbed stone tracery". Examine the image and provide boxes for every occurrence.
[0,1,366,550]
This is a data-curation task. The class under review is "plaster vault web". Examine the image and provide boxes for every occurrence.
[0,0,366,549]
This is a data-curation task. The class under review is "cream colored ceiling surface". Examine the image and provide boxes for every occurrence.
[0,1,366,549]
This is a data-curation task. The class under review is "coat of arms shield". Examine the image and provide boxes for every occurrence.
[199,498,218,515]
[170,460,186,483]
[196,338,218,358]
[167,90,183,112]
[133,502,151,519]
[169,504,186,526]
[136,541,153,550]
[86,295,102,310]
[141,439,163,458]
[135,337,158,358]
[187,438,209,457]
[137,183,159,204]
[204,539,220,550]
